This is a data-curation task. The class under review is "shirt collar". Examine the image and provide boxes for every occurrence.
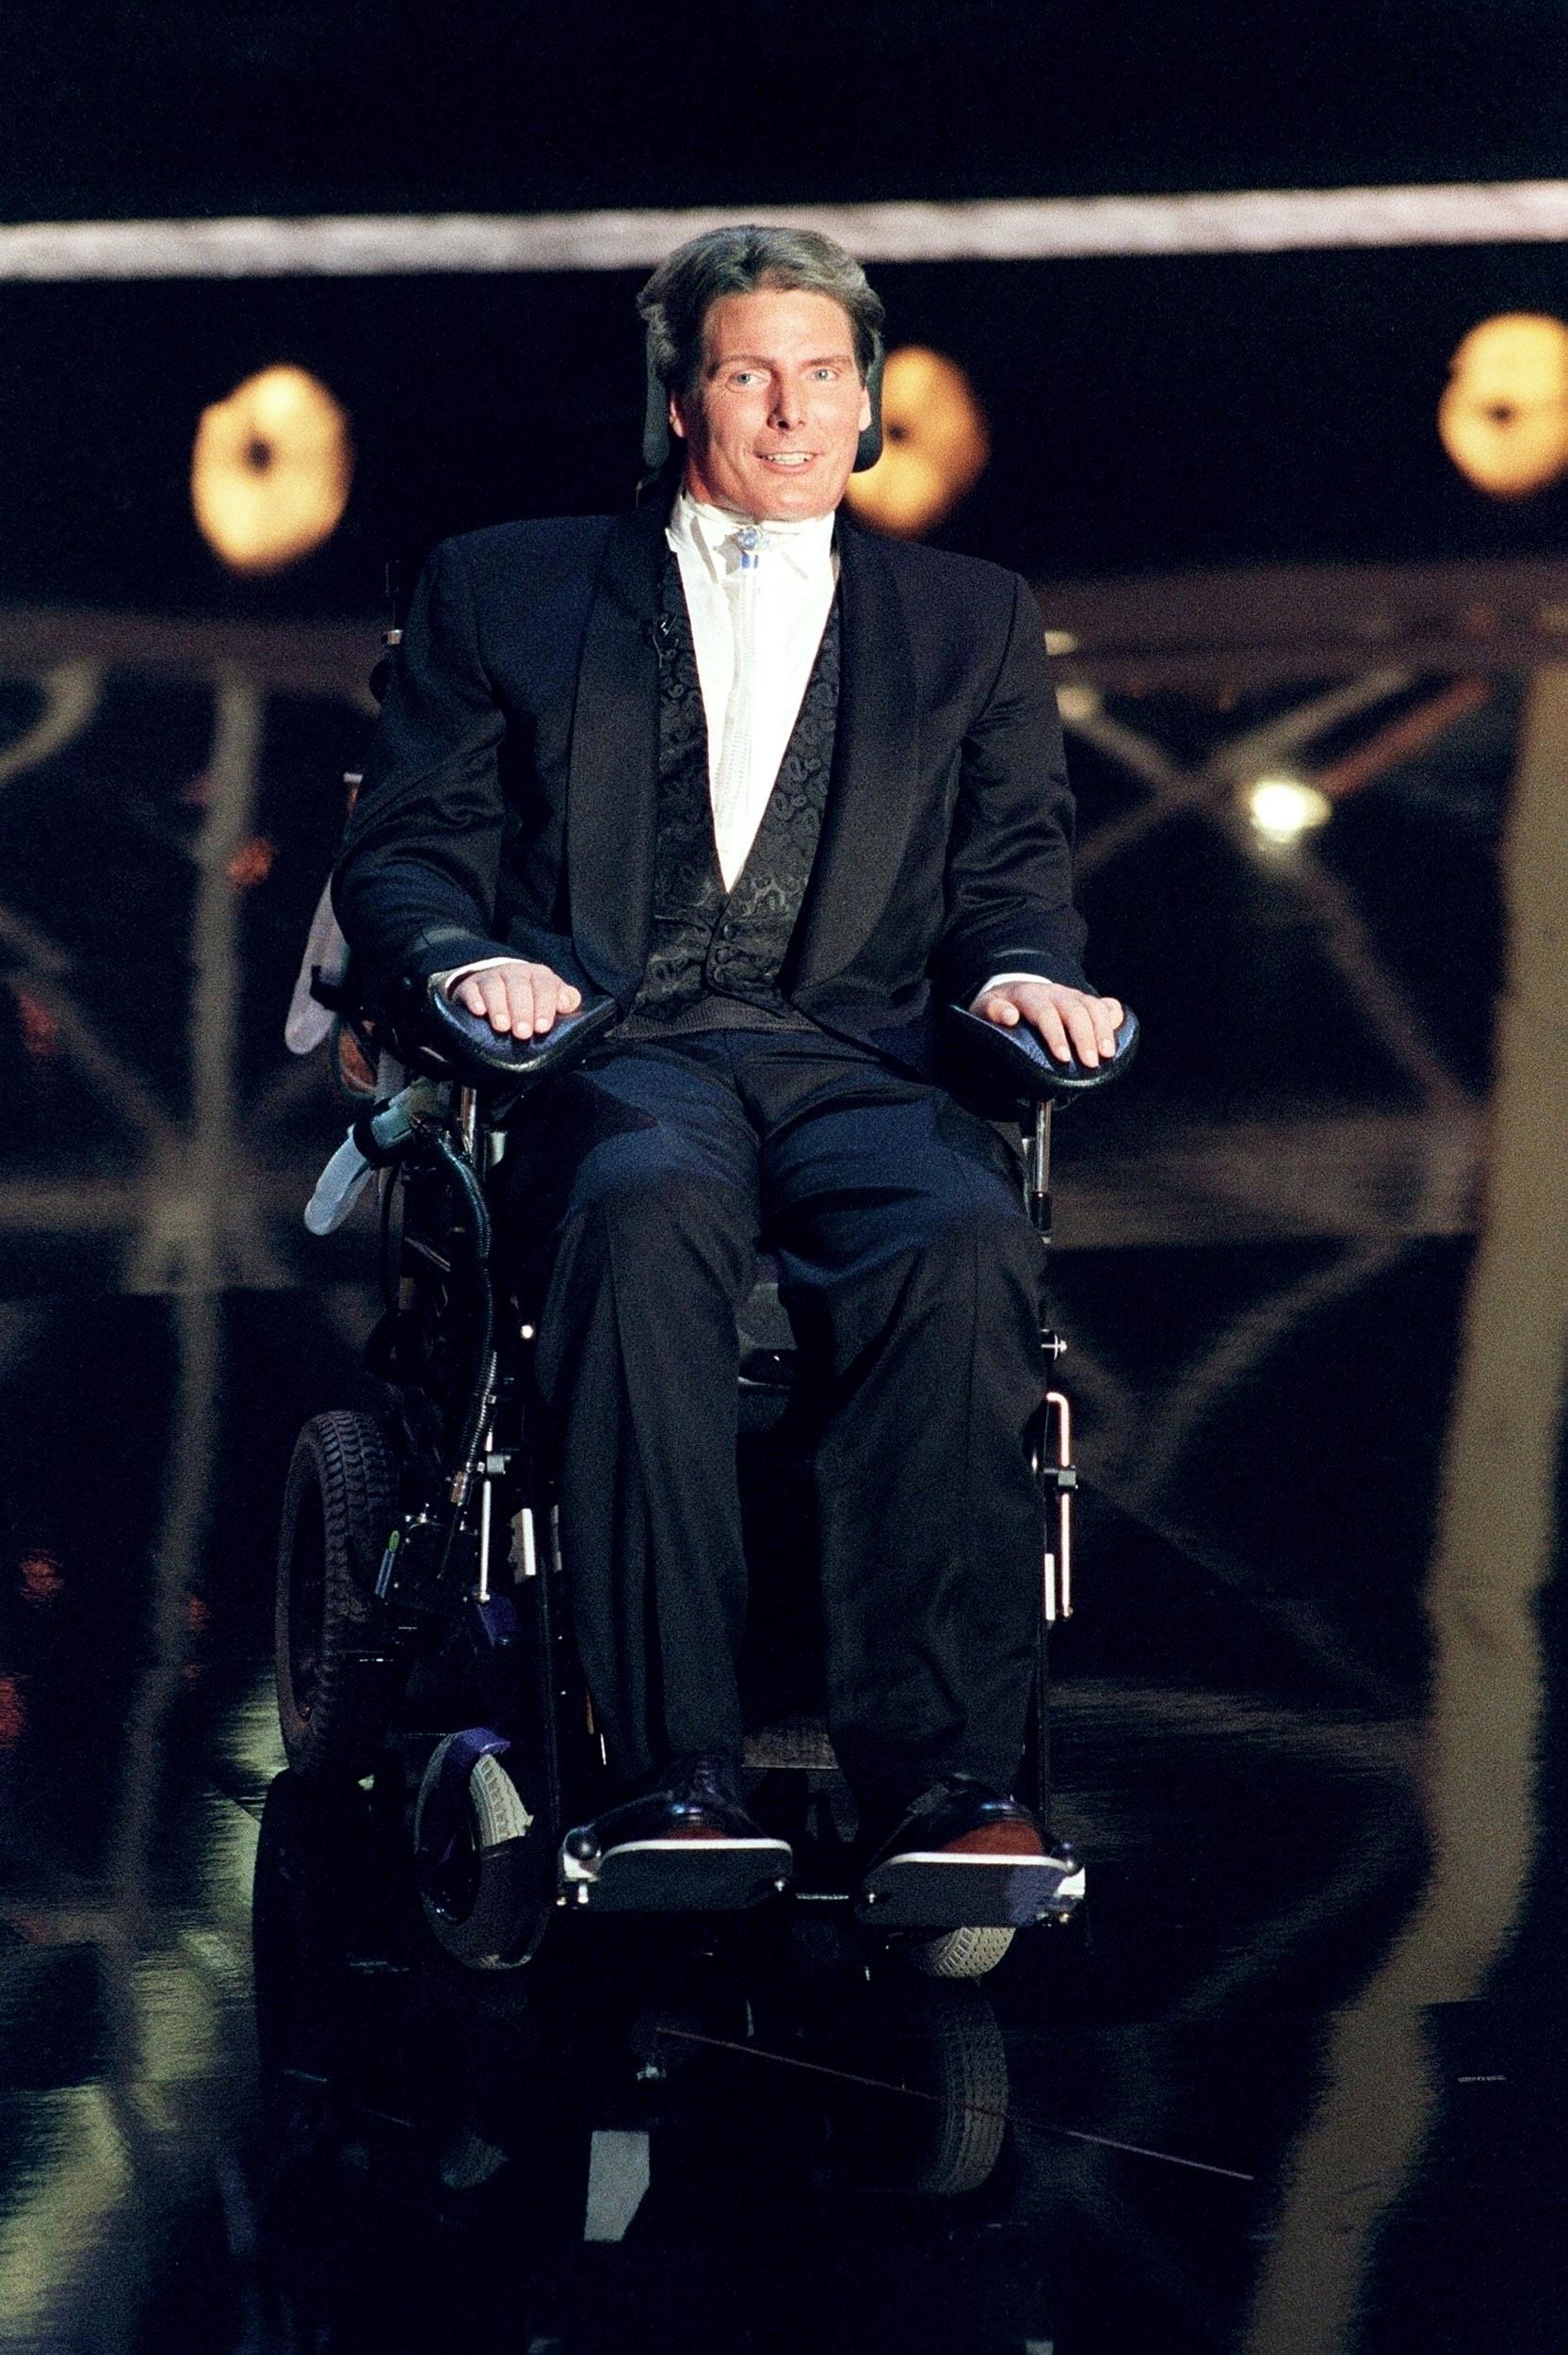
[668,488,837,583]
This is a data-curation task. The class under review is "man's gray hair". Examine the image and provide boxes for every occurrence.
[637,224,885,403]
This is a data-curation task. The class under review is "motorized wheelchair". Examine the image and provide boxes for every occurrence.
[275,958,1137,1983]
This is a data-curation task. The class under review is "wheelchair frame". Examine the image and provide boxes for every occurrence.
[276,984,1135,1972]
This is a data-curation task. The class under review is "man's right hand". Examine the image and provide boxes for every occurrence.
[450,960,582,1037]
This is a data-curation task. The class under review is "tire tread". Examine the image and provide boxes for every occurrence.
[276,1410,399,1780]
[910,1925,1016,1980]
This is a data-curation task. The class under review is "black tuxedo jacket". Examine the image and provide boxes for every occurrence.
[333,499,1089,1077]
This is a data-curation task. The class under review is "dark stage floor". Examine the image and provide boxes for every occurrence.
[1,1225,1561,2355]
[0,643,1562,2351]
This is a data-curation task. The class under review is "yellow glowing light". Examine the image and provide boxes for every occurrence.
[191,365,353,573]
[1055,682,1102,724]
[1246,774,1334,844]
[1438,314,1568,499]
[845,347,989,537]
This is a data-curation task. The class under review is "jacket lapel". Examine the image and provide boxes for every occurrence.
[790,516,919,991]
[565,501,667,999]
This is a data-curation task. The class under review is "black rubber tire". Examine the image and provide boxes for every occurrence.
[275,1411,399,1781]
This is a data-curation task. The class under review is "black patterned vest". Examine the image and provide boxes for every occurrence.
[618,553,841,1039]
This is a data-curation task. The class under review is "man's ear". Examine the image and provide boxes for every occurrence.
[857,382,872,433]
[668,392,688,444]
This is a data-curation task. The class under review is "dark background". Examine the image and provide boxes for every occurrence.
[6,1,1563,216]
[4,1,1568,609]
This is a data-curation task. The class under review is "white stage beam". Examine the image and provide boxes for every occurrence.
[4,183,1568,281]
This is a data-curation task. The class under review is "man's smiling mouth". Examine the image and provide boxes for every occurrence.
[757,451,816,466]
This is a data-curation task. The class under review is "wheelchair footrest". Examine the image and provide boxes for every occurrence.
[559,1834,792,1914]
[854,1848,1086,1931]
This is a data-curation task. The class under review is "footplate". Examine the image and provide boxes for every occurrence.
[854,1845,1085,1931]
[558,1833,792,1914]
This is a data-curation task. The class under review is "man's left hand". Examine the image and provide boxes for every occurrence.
[969,979,1124,1069]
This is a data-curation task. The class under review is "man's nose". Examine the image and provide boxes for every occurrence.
[769,382,805,430]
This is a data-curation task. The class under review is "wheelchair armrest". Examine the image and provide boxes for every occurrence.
[419,981,622,1091]
[944,1001,1140,1105]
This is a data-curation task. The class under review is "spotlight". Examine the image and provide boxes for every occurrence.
[191,365,353,573]
[1244,773,1333,844]
[1438,314,1568,499]
[845,347,989,537]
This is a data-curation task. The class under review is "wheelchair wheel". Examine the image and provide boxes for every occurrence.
[414,1730,550,1971]
[910,1983,1010,2196]
[275,1410,399,1781]
[908,1926,1015,1980]
[845,1981,1010,2198]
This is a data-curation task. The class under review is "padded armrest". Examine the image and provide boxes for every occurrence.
[420,981,622,1091]
[945,1002,1140,1105]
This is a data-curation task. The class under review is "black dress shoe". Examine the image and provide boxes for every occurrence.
[854,1775,1084,1930]
[559,1749,793,1913]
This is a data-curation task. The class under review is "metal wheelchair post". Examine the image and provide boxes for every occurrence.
[1029,1097,1053,1245]
[1033,1386,1077,1829]
[1029,1096,1075,1830]
[457,1083,479,1163]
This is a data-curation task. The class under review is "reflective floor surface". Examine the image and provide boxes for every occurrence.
[2,1224,1563,2354]
[2,643,1563,2349]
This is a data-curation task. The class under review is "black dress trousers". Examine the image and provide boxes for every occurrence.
[505,1026,1046,1825]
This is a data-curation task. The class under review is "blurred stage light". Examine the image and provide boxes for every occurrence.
[0,1675,24,1747]
[19,1552,62,1604]
[191,365,353,572]
[1438,314,1568,498]
[15,992,59,1061]
[845,347,989,537]
[225,836,275,890]
[1244,773,1333,844]
[1056,681,1103,723]
[336,1026,378,1096]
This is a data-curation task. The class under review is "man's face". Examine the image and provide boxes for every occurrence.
[670,286,873,521]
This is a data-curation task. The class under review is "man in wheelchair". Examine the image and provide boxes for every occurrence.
[329,224,1127,1932]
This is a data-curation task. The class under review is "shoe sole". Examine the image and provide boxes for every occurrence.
[854,1850,1086,1930]
[559,1834,793,1913]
